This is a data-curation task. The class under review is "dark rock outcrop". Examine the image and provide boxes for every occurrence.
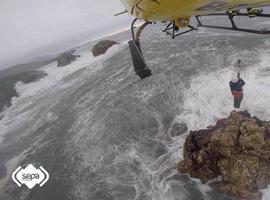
[178,111,270,200]
[171,123,188,137]
[91,40,118,57]
[57,50,80,67]
[0,71,47,113]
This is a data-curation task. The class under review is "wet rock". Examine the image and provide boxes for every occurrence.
[57,50,80,67]
[91,40,118,57]
[170,123,188,137]
[178,111,270,200]
[0,71,47,113]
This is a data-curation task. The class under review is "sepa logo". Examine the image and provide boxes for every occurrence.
[12,164,49,189]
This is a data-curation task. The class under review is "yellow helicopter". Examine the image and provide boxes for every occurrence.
[118,0,270,79]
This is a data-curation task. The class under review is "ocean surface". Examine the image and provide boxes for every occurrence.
[0,23,270,200]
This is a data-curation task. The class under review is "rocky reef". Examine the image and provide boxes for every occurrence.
[91,40,118,57]
[57,50,80,67]
[0,71,47,113]
[178,111,270,200]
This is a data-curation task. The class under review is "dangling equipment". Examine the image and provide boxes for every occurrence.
[128,19,152,79]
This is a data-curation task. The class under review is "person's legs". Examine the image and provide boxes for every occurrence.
[234,95,243,108]
[234,97,239,108]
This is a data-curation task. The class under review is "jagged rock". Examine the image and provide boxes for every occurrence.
[57,50,80,67]
[92,40,118,57]
[0,71,47,113]
[170,123,188,137]
[178,111,270,200]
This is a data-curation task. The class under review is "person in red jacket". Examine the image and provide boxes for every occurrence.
[229,60,246,109]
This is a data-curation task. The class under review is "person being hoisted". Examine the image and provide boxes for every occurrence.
[229,59,246,109]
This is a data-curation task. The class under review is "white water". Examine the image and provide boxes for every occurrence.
[0,44,125,145]
[176,50,270,199]
[177,51,270,129]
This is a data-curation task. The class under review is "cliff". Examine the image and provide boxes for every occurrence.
[178,111,270,200]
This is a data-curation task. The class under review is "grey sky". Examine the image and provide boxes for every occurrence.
[0,0,132,69]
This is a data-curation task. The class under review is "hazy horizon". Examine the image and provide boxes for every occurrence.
[0,0,132,70]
